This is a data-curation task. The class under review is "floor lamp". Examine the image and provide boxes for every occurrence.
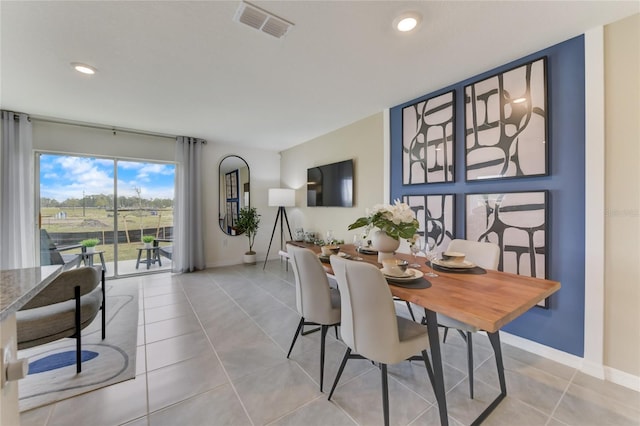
[263,188,295,269]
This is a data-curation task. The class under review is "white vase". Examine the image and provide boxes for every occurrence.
[371,230,400,263]
[85,246,95,253]
[144,242,152,249]
[244,252,257,265]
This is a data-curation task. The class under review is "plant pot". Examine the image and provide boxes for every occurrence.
[371,230,400,263]
[85,246,95,254]
[144,242,152,249]
[243,252,257,265]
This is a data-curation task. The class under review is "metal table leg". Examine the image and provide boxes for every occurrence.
[471,331,507,426]
[424,308,449,426]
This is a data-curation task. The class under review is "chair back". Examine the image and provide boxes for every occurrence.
[21,266,102,310]
[448,239,500,269]
[330,256,400,362]
[287,244,336,324]
[40,229,64,265]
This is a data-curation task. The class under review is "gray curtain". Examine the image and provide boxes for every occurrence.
[0,111,35,269]
[173,136,206,272]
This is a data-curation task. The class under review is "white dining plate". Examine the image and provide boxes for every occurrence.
[432,259,476,269]
[381,268,424,281]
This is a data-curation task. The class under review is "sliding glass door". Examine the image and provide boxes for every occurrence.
[38,153,175,277]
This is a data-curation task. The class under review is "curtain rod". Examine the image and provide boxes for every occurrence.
[30,116,179,141]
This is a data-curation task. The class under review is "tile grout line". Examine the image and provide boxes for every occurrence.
[230,262,373,425]
[140,279,151,426]
[545,367,578,426]
[179,273,257,426]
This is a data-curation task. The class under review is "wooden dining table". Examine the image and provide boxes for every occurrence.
[286,242,561,426]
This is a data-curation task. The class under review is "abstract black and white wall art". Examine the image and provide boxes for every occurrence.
[465,57,548,181]
[402,91,455,184]
[403,194,455,252]
[466,191,548,307]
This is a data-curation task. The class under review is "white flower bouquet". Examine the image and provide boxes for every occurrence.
[348,199,419,240]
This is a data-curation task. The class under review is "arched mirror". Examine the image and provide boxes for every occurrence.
[218,155,250,235]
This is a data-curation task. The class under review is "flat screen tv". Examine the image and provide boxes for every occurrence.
[307,159,354,207]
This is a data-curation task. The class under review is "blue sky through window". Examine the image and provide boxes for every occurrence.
[40,154,175,202]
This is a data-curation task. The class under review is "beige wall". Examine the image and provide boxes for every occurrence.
[280,113,385,244]
[604,13,640,376]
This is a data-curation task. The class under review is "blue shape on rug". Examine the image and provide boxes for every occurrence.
[28,351,99,375]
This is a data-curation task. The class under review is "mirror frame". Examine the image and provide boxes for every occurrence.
[218,155,250,236]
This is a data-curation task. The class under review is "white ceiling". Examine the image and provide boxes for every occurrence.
[1,1,638,152]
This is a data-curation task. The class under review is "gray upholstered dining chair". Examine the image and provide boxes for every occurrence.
[17,266,105,373]
[328,255,435,426]
[286,244,341,392]
[437,238,500,399]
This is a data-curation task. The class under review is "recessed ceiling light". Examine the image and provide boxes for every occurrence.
[71,62,97,75]
[394,12,422,32]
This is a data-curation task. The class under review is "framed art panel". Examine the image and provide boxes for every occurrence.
[465,191,549,308]
[465,57,548,181]
[403,194,455,252]
[402,90,455,184]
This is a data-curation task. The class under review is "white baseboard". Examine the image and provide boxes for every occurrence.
[604,366,640,392]
[499,331,640,392]
[581,358,606,380]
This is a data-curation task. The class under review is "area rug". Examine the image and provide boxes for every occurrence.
[18,280,139,412]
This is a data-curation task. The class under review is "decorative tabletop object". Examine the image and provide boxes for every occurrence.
[348,199,419,262]
[142,235,155,249]
[81,238,100,253]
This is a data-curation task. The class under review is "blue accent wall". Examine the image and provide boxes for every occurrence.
[389,36,585,356]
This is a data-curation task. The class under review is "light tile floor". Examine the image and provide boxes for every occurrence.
[20,261,640,426]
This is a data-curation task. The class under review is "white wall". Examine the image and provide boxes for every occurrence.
[204,142,281,267]
[280,113,385,244]
[33,120,174,162]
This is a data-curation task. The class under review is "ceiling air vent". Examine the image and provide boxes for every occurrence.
[234,2,294,39]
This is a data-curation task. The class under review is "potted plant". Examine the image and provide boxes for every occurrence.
[142,235,155,248]
[348,199,419,262]
[81,238,100,253]
[236,206,260,264]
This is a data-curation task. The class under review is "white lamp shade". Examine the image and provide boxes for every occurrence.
[268,188,295,207]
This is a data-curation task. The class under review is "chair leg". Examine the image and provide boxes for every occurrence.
[101,269,106,340]
[467,331,474,399]
[381,363,389,426]
[334,325,339,339]
[442,326,449,343]
[405,301,416,322]
[74,286,82,374]
[421,350,436,389]
[287,317,304,359]
[320,325,328,392]
[328,347,351,400]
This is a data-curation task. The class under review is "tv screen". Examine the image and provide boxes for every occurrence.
[307,159,354,207]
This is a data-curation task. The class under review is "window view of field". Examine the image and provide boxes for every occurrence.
[39,154,175,276]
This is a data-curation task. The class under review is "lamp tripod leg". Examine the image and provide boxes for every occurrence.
[281,207,293,242]
[263,208,282,270]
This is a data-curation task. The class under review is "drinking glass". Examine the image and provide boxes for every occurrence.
[352,234,362,250]
[326,230,334,245]
[409,243,421,268]
[424,241,439,277]
[352,234,363,260]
